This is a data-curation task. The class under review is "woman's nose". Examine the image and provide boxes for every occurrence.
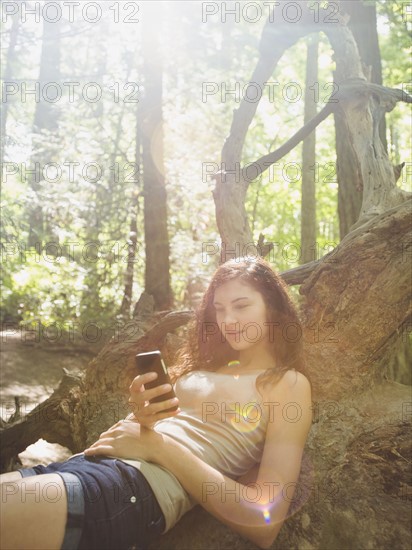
[223,312,239,328]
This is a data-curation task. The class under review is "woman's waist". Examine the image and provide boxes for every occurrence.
[154,417,264,475]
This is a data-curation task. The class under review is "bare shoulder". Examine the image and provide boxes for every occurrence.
[261,369,313,448]
[261,369,312,402]
[280,369,311,392]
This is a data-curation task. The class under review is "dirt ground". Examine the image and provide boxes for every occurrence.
[0,329,95,468]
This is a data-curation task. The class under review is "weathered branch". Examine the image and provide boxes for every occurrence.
[245,103,334,180]
[244,80,411,182]
[280,258,323,285]
[128,310,195,348]
[222,2,317,170]
[0,370,83,469]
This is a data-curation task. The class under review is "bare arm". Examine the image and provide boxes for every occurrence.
[236,463,260,485]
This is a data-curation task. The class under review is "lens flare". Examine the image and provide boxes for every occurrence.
[228,401,262,433]
[234,452,315,527]
[262,509,271,524]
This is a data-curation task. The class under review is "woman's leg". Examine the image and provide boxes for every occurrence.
[0,473,68,550]
[0,471,24,483]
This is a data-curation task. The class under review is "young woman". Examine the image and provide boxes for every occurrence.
[0,255,313,550]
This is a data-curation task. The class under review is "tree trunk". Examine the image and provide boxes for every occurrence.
[78,35,110,320]
[141,4,172,311]
[118,201,140,320]
[119,100,142,319]
[300,34,319,264]
[335,0,387,240]
[324,24,410,225]
[1,13,19,163]
[334,104,363,239]
[28,20,61,249]
[344,0,386,149]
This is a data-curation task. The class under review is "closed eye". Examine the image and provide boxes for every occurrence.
[215,304,249,313]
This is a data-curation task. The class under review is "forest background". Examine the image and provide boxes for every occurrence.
[1,0,410,331]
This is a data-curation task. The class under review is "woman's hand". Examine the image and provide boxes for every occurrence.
[83,418,165,462]
[128,371,180,429]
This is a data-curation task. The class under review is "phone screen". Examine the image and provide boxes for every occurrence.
[135,350,178,412]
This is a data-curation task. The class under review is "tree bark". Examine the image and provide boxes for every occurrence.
[301,34,319,264]
[118,201,140,319]
[119,98,142,319]
[141,4,172,311]
[300,199,411,399]
[344,0,386,148]
[334,0,386,239]
[324,26,410,226]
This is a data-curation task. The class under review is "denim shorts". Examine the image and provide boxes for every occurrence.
[17,453,166,550]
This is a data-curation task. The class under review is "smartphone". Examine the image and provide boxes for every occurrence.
[135,350,178,413]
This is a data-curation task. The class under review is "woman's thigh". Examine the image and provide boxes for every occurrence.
[0,470,23,483]
[0,472,68,550]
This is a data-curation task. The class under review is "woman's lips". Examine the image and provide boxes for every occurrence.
[226,330,244,338]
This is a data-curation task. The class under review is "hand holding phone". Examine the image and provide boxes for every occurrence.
[129,350,180,428]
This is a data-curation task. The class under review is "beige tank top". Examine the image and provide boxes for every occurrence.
[120,369,271,533]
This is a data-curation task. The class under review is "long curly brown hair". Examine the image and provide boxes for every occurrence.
[169,255,311,394]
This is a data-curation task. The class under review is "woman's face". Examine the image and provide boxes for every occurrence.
[212,278,271,349]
